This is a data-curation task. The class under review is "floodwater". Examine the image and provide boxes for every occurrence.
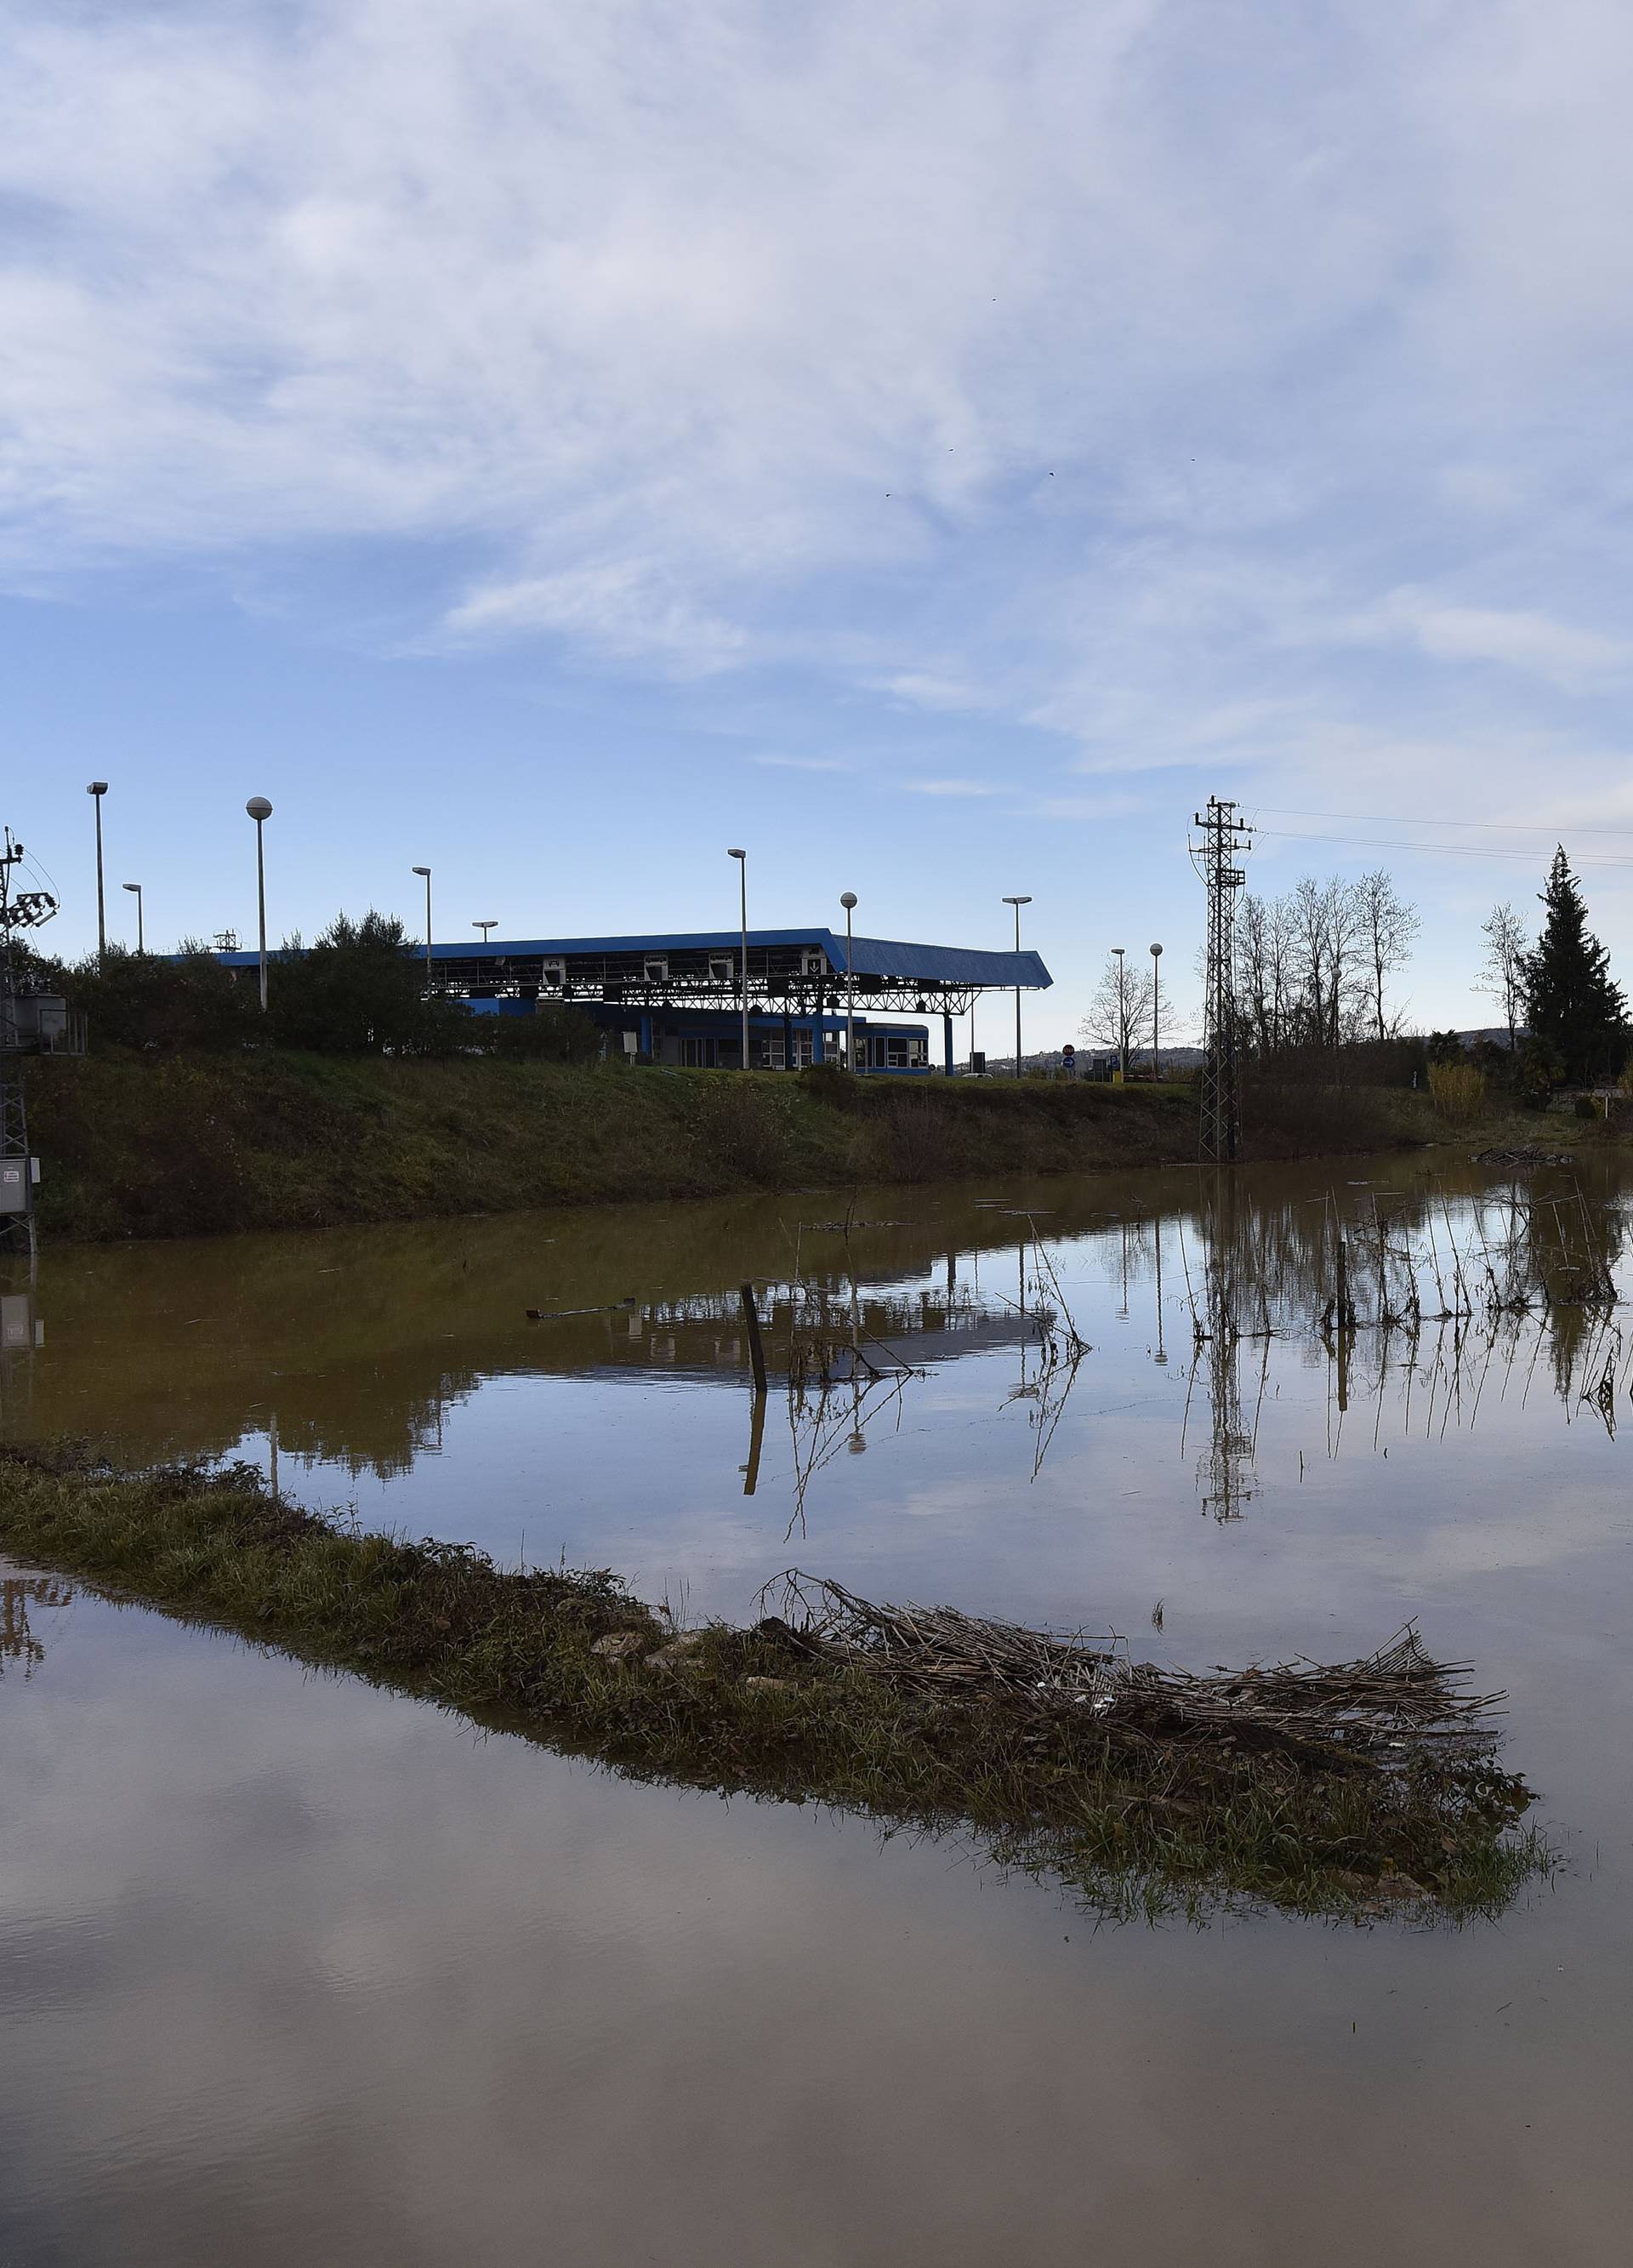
[3,1151,1632,2264]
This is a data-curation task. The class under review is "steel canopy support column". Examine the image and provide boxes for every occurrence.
[943,1011,953,1076]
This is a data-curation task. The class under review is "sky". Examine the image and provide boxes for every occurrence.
[4,0,1633,1046]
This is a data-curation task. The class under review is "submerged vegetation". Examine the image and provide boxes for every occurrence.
[0,1442,1547,1923]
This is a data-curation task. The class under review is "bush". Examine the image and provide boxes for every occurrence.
[1427,1060,1487,1125]
[57,942,256,1052]
[1248,1038,1425,1088]
[268,913,469,1056]
[796,1059,858,1108]
[1574,1093,1599,1120]
[685,1076,799,1183]
[475,1002,601,1063]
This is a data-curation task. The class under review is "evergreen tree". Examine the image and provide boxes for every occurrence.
[1519,848,1628,1086]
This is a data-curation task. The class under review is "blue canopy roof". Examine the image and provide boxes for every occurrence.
[215,927,1051,989]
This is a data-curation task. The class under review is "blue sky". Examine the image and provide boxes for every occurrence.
[5,0,1633,1042]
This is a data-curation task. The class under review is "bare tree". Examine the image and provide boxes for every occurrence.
[1475,901,1528,1048]
[1082,952,1156,1068]
[1236,895,1274,1054]
[1288,876,1334,1044]
[1354,869,1420,1041]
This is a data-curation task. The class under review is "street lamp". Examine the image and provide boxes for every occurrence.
[727,848,748,1069]
[122,881,144,954]
[1002,896,1032,1078]
[1150,943,1164,1080]
[473,920,498,945]
[246,797,272,1011]
[86,783,108,967]
[411,867,433,994]
[1112,946,1127,1081]
[840,892,858,1072]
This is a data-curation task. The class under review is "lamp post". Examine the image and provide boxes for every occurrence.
[473,920,498,945]
[1002,895,1031,1078]
[122,881,144,954]
[1150,943,1164,1080]
[86,783,108,967]
[411,867,433,995]
[727,848,748,1068]
[1112,946,1127,1080]
[840,892,858,1071]
[245,798,272,1011]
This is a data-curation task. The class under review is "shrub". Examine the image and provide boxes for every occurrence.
[268,913,469,1056]
[1427,1060,1487,1125]
[476,1003,600,1063]
[796,1059,858,1108]
[57,942,256,1052]
[686,1076,798,1182]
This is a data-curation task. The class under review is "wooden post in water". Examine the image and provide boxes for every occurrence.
[1334,1239,1352,1411]
[740,1282,768,1394]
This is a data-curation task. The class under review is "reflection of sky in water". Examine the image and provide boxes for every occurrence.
[3,1158,1630,1660]
[3,1547,1633,2265]
[5,1157,1633,2259]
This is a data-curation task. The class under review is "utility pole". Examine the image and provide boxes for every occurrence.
[0,828,59,1267]
[412,865,433,995]
[1150,943,1163,1080]
[246,798,273,1011]
[1192,796,1251,1161]
[1003,895,1031,1077]
[86,783,108,969]
[727,848,748,1068]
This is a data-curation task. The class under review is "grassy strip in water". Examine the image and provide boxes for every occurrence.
[0,1443,1548,1924]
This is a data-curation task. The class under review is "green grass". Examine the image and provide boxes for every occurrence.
[0,1442,1550,1925]
[22,1048,1487,1242]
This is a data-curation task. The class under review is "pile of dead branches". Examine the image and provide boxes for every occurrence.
[760,1573,1505,1776]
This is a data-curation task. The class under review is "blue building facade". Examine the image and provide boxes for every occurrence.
[216,925,1052,1075]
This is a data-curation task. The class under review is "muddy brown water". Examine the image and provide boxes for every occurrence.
[3,1150,1632,2264]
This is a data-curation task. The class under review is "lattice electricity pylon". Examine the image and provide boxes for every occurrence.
[1190,796,1251,1162]
[0,827,59,1263]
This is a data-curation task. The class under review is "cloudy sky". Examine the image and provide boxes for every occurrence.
[4,0,1632,1039]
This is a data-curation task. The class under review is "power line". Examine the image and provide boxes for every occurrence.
[1250,804,1633,841]
[1249,825,1633,868]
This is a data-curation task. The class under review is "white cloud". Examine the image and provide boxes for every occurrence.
[1346,590,1631,687]
[445,563,747,671]
[899,778,1000,799]
[3,0,1633,814]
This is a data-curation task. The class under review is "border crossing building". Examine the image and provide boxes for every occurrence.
[219,926,1052,1074]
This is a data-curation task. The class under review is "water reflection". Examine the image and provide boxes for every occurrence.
[0,1154,1627,1610]
[0,1571,72,1678]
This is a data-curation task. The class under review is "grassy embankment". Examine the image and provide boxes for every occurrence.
[0,1444,1545,1923]
[25,1050,1475,1241]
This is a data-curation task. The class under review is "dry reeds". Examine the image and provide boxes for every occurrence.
[760,1577,1504,1776]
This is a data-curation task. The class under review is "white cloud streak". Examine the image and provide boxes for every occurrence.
[4,0,1633,830]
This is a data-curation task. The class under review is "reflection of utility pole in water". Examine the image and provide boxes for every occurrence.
[1198,1176,1256,1520]
[1153,1219,1168,1365]
[848,1271,866,1452]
